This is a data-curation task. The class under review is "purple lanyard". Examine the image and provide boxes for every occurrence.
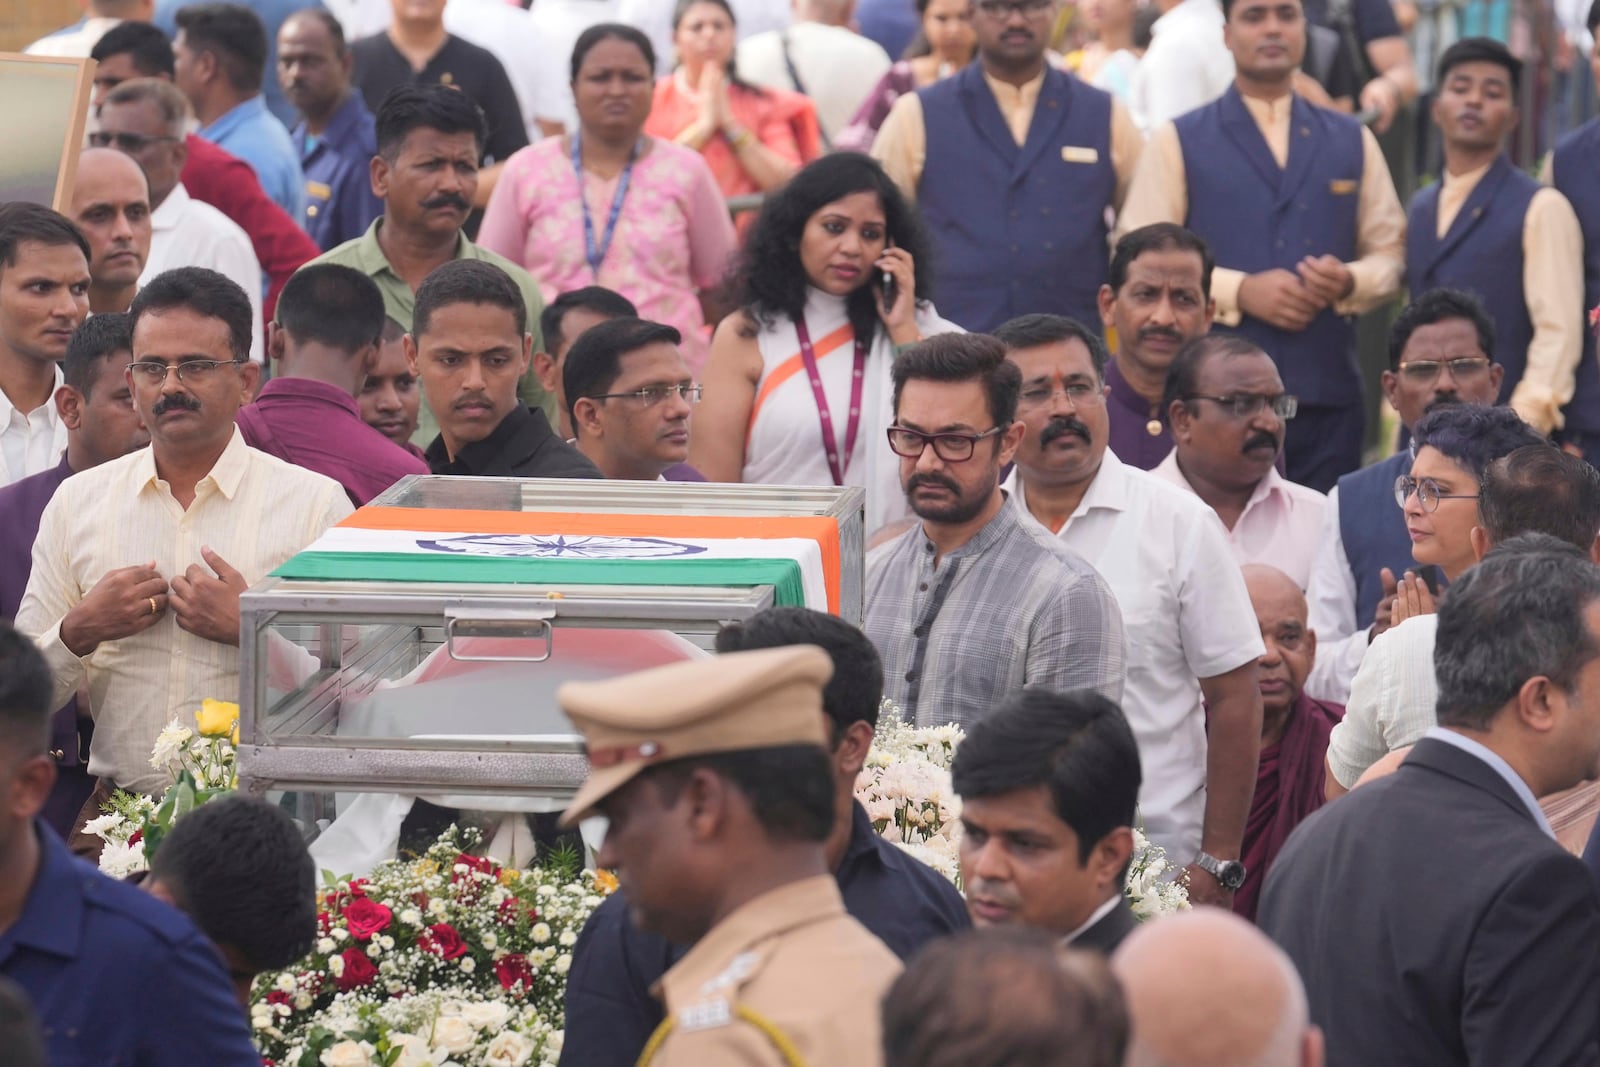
[795,317,867,486]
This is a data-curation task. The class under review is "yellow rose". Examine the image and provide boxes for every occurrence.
[196,699,240,738]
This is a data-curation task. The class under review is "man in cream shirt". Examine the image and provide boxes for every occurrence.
[17,268,350,836]
[995,314,1264,909]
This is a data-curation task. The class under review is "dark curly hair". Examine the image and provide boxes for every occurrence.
[731,152,934,348]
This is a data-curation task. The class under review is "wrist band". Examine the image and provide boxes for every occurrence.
[726,125,755,150]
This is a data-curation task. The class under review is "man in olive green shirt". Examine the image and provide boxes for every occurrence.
[296,84,552,444]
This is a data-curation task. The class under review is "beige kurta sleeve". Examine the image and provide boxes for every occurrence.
[1508,187,1586,434]
[1332,126,1406,316]
[870,92,926,202]
[1109,98,1144,209]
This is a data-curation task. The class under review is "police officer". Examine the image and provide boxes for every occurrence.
[559,645,903,1067]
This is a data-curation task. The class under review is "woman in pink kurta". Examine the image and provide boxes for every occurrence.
[478,24,737,375]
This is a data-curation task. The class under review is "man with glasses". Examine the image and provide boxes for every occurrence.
[870,0,1142,333]
[97,78,266,362]
[994,314,1261,907]
[1304,289,1505,704]
[1152,335,1326,588]
[1323,405,1548,799]
[406,260,598,479]
[1407,39,1582,441]
[562,317,707,482]
[862,334,1125,731]
[1119,0,1405,493]
[15,268,350,847]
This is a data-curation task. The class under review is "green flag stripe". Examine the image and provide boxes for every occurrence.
[272,552,808,607]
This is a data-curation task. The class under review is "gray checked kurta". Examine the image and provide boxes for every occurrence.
[862,495,1126,728]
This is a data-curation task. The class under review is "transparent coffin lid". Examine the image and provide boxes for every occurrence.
[370,474,863,516]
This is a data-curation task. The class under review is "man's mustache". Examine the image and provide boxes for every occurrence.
[1138,325,1183,346]
[1243,429,1279,454]
[908,473,961,495]
[422,192,470,212]
[1041,416,1090,448]
[152,393,201,415]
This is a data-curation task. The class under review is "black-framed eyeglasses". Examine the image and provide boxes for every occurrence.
[585,383,703,407]
[886,425,1003,462]
[88,130,180,152]
[1016,381,1103,409]
[1396,357,1492,384]
[1394,475,1478,513]
[127,359,244,384]
[1185,393,1299,420]
[975,0,1053,15]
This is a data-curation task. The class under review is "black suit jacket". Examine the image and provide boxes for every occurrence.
[1071,897,1138,954]
[1259,736,1600,1067]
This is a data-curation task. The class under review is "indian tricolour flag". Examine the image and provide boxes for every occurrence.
[273,506,842,613]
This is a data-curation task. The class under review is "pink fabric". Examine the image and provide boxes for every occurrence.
[641,77,819,203]
[478,137,737,375]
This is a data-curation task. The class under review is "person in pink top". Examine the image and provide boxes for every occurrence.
[478,24,738,377]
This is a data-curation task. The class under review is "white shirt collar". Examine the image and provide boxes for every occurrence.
[149,182,192,233]
[0,364,63,423]
[1061,896,1121,945]
[1006,450,1130,531]
[1423,727,1555,838]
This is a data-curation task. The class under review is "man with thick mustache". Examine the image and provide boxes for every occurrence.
[996,314,1263,908]
[16,268,351,843]
[300,84,552,447]
[1152,335,1328,589]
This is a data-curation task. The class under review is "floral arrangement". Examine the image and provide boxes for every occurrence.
[84,698,242,877]
[251,827,615,1067]
[858,700,1188,917]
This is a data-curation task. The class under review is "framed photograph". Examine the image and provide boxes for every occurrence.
[0,53,95,213]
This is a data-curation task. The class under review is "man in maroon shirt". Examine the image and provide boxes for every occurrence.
[237,264,426,505]
[89,21,319,323]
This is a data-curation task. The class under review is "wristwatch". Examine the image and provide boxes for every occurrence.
[1195,851,1247,891]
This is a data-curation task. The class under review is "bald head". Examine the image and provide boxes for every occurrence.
[1114,910,1322,1067]
[1243,564,1314,718]
[70,148,152,303]
[1243,564,1305,617]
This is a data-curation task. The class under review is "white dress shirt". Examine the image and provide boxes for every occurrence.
[1150,451,1330,589]
[1424,727,1555,838]
[525,0,623,131]
[141,183,265,362]
[1008,452,1264,864]
[737,22,892,142]
[16,429,352,795]
[1128,0,1234,131]
[1304,482,1370,704]
[0,365,67,488]
[24,16,122,57]
[1325,613,1439,790]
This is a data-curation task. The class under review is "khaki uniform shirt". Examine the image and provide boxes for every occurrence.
[645,876,902,1067]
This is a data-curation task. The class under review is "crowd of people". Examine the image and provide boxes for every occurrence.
[4,0,1600,1061]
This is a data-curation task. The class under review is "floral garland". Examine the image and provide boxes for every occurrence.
[856,701,1189,917]
[252,827,616,1067]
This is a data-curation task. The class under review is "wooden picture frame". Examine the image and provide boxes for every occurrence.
[0,53,96,213]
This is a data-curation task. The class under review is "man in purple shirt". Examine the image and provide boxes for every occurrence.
[1097,224,1216,471]
[237,264,428,505]
[0,314,148,839]
[564,317,708,483]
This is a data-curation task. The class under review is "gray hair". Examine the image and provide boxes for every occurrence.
[1435,532,1600,730]
[103,77,191,137]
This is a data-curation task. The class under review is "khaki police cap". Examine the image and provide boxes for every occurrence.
[558,644,834,826]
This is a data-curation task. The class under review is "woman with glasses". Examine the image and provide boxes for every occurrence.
[689,153,961,533]
[642,0,822,222]
[478,25,738,377]
[835,0,976,153]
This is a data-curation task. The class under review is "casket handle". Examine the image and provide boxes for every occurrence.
[443,605,557,662]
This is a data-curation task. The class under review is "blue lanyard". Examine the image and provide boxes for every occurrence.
[572,136,639,279]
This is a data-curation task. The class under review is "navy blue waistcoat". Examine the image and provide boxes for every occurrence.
[1405,156,1535,406]
[1336,450,1416,628]
[918,64,1114,333]
[1553,119,1600,434]
[1175,88,1366,407]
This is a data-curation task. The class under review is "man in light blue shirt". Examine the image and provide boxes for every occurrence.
[174,3,307,224]
[157,0,322,128]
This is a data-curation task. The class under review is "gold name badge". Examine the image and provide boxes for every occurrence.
[1329,179,1358,195]
[1061,146,1100,164]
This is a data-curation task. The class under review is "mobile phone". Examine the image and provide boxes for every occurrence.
[881,269,897,309]
[1414,564,1440,595]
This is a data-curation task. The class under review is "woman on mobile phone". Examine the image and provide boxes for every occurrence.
[690,153,962,534]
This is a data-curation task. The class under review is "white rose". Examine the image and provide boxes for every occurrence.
[460,1001,511,1031]
[482,1031,535,1067]
[389,1034,437,1067]
[318,938,336,954]
[555,954,571,976]
[320,1040,374,1067]
[531,923,551,944]
[430,1016,478,1055]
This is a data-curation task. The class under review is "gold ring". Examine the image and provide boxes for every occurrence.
[148,596,158,616]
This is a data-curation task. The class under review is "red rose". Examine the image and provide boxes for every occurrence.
[128,829,143,846]
[419,923,468,960]
[494,953,534,992]
[453,853,500,883]
[265,990,292,1007]
[347,879,370,899]
[335,948,378,992]
[342,897,392,941]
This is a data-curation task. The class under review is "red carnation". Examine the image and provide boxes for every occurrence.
[347,878,370,899]
[335,948,378,992]
[494,953,535,992]
[453,853,500,883]
[418,923,468,960]
[128,829,143,846]
[342,897,392,941]
[265,990,292,1007]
